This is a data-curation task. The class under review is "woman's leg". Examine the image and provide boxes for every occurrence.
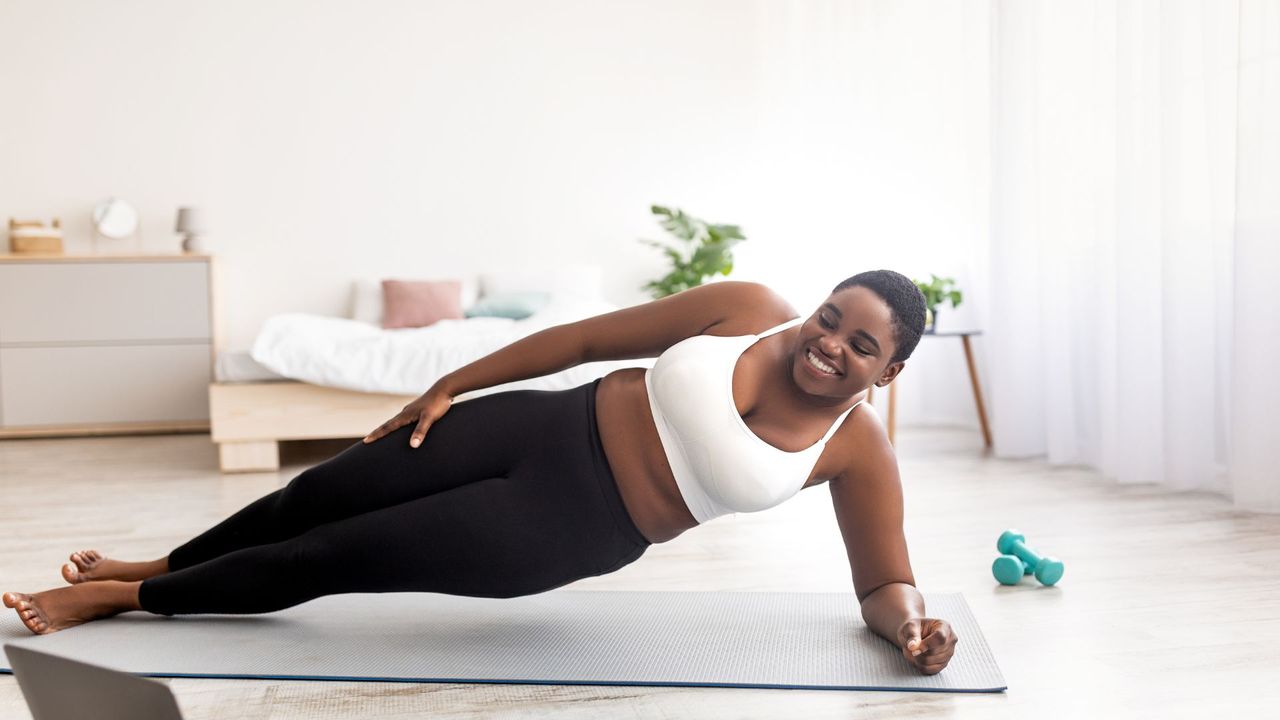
[136,379,650,615]
[68,387,569,585]
[138,470,624,615]
[167,388,551,571]
[10,378,648,633]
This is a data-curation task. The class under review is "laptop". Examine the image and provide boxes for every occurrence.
[4,644,184,720]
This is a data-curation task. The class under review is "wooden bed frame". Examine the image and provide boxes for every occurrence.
[209,381,417,472]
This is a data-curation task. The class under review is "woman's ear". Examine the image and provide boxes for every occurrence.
[876,361,905,386]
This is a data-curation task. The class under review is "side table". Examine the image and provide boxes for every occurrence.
[866,330,991,449]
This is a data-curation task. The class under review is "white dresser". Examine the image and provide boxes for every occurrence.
[0,253,218,437]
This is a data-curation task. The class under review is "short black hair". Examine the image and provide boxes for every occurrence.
[830,270,926,364]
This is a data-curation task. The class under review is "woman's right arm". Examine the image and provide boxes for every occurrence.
[363,280,780,446]
[441,279,790,392]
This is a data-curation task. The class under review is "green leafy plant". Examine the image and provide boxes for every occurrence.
[639,205,746,299]
[913,273,963,332]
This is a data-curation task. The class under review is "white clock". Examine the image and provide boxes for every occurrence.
[91,198,141,253]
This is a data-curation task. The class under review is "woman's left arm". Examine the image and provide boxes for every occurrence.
[829,427,959,675]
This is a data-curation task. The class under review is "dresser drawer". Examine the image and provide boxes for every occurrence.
[0,261,210,343]
[0,344,211,426]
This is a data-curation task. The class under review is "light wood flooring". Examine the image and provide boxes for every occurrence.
[1,427,1277,719]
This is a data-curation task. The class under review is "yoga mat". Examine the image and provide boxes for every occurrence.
[1,591,1005,693]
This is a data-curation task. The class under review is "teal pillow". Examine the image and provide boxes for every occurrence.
[463,291,551,319]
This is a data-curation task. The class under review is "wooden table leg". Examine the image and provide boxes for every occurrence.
[888,380,897,446]
[867,383,895,446]
[961,334,992,448]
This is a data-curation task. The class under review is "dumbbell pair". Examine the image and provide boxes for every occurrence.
[991,529,1064,586]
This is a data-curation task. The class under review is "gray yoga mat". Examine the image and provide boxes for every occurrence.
[0,590,1005,693]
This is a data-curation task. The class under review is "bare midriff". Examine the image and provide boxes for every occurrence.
[594,367,698,544]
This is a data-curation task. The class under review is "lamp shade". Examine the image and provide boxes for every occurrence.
[175,207,205,234]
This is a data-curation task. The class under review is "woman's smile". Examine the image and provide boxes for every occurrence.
[803,347,841,377]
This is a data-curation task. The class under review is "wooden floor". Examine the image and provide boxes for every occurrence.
[1,427,1277,719]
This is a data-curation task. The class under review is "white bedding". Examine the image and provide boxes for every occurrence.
[215,350,289,383]
[249,296,654,403]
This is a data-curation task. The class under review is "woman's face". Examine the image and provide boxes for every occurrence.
[789,286,904,400]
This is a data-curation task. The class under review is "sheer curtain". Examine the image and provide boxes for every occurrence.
[986,0,1280,512]
[748,0,1279,512]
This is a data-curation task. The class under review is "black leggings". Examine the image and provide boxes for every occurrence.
[137,377,651,616]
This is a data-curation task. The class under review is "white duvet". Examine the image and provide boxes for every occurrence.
[249,296,655,402]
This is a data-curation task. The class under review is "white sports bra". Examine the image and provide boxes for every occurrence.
[644,317,864,524]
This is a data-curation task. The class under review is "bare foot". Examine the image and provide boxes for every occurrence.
[4,582,141,635]
[62,550,167,585]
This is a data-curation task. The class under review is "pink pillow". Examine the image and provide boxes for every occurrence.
[380,279,464,329]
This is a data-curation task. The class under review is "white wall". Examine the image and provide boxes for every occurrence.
[0,0,761,343]
[737,0,993,429]
[1,0,991,429]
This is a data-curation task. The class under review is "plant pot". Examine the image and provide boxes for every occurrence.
[924,307,938,334]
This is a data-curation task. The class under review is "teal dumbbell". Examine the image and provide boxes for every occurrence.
[991,555,1042,584]
[991,555,1030,585]
[992,530,1064,586]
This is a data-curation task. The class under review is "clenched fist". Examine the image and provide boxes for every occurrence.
[897,617,958,675]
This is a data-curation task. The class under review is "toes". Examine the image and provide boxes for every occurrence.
[4,593,50,635]
[62,563,81,584]
[70,550,100,569]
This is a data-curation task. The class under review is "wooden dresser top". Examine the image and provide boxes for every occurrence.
[0,253,212,263]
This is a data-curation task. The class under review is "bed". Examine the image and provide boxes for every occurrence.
[208,267,654,473]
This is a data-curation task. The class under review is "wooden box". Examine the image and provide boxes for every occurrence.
[8,218,65,254]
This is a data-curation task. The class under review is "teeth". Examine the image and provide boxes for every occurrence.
[806,349,838,375]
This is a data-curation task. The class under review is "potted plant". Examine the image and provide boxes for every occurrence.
[639,205,746,299]
[913,274,962,334]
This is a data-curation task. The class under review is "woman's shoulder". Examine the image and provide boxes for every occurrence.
[827,398,896,483]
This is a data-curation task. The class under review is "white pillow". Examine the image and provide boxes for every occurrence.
[478,263,604,302]
[349,275,479,326]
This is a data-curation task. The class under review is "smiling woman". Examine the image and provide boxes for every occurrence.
[4,270,954,675]
[648,312,866,521]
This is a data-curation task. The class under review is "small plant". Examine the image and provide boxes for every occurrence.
[639,205,746,299]
[913,274,963,333]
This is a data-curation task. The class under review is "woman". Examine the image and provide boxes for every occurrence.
[4,269,958,675]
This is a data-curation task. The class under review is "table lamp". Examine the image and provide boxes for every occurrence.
[175,207,206,253]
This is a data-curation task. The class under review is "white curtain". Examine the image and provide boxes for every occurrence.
[1231,0,1280,510]
[750,0,1280,512]
[986,0,1280,512]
